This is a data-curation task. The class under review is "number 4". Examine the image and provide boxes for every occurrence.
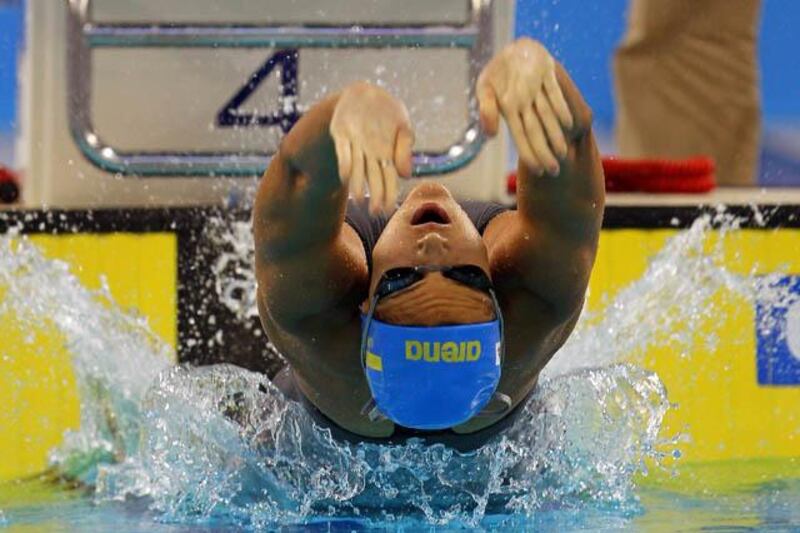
[216,49,300,133]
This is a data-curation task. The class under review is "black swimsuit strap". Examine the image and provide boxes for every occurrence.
[344,199,512,273]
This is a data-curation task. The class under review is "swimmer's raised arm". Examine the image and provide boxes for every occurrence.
[253,82,413,335]
[478,38,604,330]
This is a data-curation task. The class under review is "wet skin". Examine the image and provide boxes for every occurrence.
[253,39,605,438]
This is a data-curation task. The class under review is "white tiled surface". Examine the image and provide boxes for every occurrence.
[607,188,800,206]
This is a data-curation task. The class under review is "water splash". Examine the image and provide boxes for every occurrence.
[208,215,258,322]
[0,211,795,529]
[552,211,798,380]
[0,231,172,484]
[86,362,666,528]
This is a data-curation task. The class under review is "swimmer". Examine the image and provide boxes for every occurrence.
[253,38,604,450]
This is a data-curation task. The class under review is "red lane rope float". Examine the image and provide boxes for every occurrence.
[507,156,716,195]
[0,166,20,204]
[603,156,715,193]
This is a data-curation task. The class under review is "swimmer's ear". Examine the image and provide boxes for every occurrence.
[394,127,414,178]
[477,80,499,137]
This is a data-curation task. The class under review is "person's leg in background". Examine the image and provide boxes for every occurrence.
[613,0,761,186]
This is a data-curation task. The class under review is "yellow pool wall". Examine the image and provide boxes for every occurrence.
[1,222,799,484]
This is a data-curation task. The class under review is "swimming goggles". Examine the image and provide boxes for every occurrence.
[373,264,495,300]
[360,264,511,426]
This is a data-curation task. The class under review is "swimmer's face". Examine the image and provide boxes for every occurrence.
[368,182,494,326]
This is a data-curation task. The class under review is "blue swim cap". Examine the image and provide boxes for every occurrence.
[360,315,504,430]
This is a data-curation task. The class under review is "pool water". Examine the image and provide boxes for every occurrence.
[1,212,799,530]
[3,463,799,531]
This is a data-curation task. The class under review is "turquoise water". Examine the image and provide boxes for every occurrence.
[3,473,800,531]
[1,213,799,530]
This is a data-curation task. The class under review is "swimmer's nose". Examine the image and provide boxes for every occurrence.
[416,232,448,258]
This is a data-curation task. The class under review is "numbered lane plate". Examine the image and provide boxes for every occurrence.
[68,0,493,176]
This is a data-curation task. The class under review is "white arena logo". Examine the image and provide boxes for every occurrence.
[787,300,800,361]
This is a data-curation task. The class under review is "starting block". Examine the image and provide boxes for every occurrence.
[18,0,513,207]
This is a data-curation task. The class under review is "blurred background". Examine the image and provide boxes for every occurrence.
[0,0,21,167]
[0,0,798,185]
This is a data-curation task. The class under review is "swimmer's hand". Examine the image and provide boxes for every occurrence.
[330,81,415,214]
[477,38,574,177]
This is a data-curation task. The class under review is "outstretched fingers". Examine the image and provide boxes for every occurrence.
[506,111,541,175]
[477,80,500,137]
[350,145,367,201]
[535,92,568,160]
[382,160,399,212]
[394,127,414,178]
[333,135,352,181]
[545,67,573,130]
[366,157,384,214]
[521,105,559,176]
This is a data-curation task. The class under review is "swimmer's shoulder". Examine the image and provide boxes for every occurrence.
[480,208,583,398]
[482,209,518,244]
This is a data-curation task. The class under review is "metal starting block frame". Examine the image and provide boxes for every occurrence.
[66,0,495,178]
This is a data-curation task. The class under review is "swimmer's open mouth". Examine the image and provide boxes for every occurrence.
[411,203,451,225]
